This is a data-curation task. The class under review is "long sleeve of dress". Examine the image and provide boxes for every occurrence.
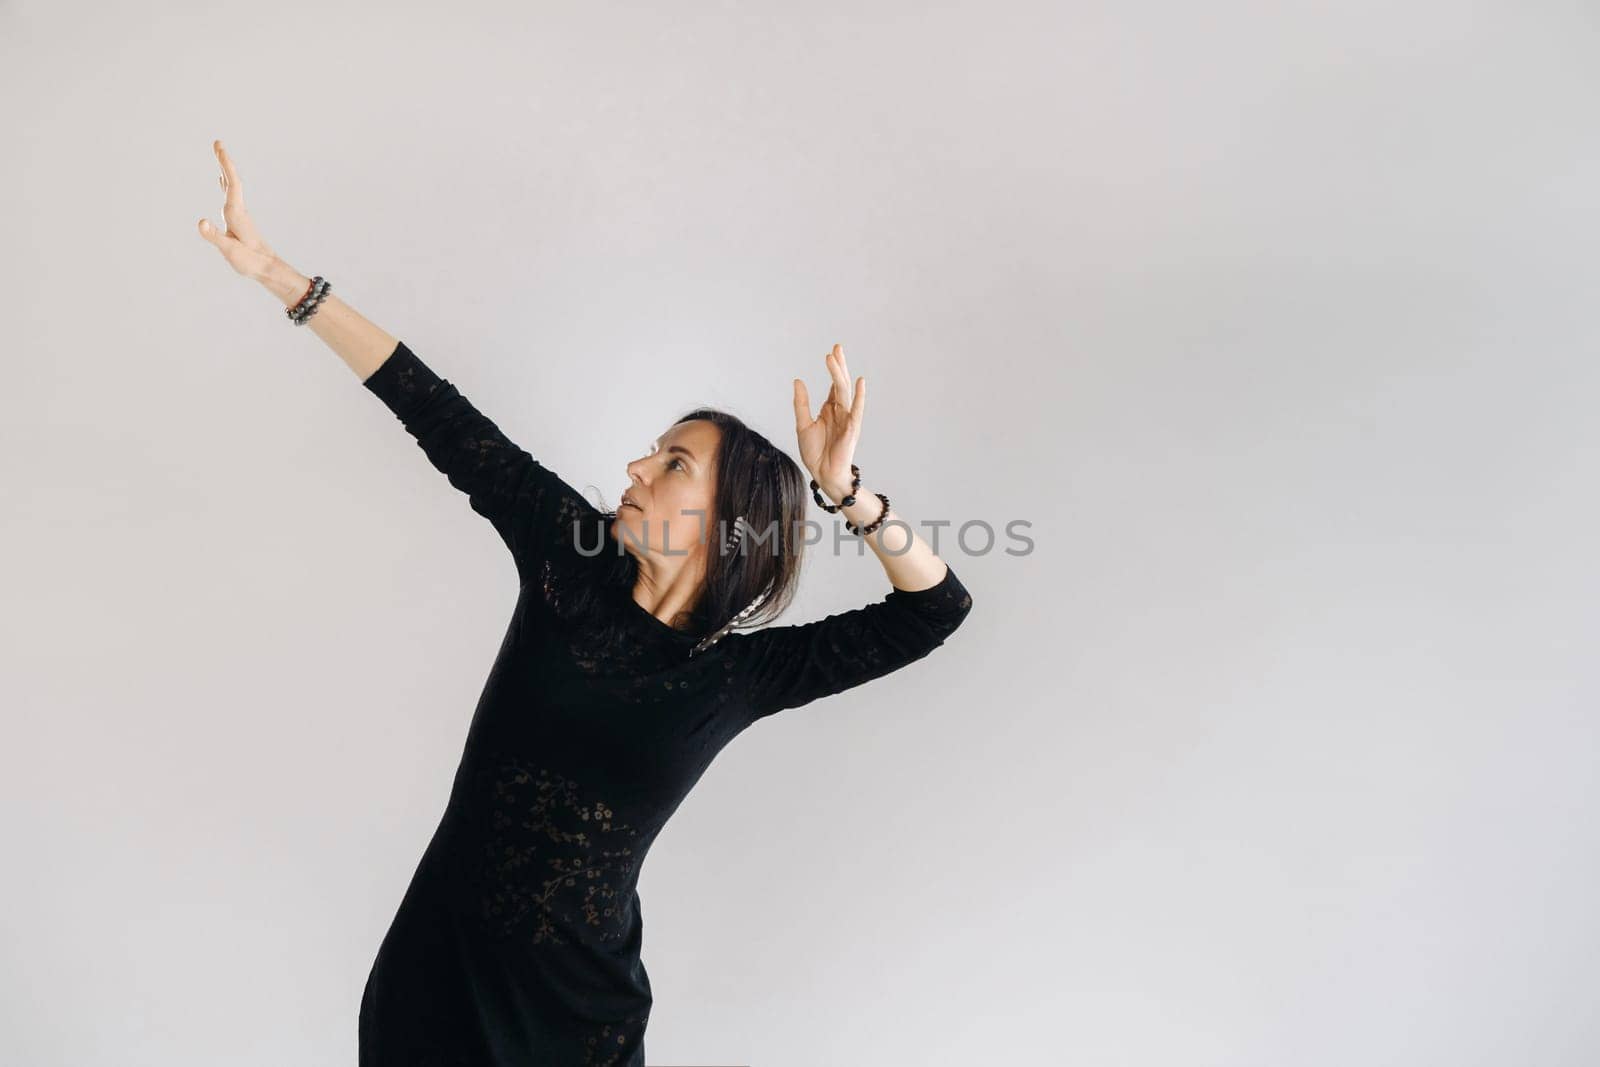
[362,340,598,582]
[735,560,974,721]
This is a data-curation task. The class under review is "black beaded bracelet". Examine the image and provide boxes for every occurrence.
[811,464,891,537]
[810,464,861,512]
[288,276,328,323]
[845,492,891,537]
[286,275,331,325]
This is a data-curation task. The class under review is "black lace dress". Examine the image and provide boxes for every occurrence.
[355,341,974,1066]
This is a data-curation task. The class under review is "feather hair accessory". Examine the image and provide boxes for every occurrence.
[689,514,768,657]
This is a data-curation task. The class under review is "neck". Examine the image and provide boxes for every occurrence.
[631,553,705,629]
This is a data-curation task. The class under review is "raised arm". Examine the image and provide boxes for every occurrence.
[194,141,595,581]
[734,559,974,720]
[356,340,601,581]
[730,343,975,719]
[198,140,400,384]
[256,259,598,581]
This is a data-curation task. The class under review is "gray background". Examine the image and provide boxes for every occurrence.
[4,1,1597,1064]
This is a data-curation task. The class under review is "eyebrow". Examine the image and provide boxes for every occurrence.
[654,440,699,467]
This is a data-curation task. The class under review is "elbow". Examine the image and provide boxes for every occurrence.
[934,592,974,644]
[952,587,974,629]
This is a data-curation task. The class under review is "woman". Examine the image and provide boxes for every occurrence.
[198,139,974,1066]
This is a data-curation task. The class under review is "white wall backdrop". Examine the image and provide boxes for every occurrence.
[3,0,1597,1064]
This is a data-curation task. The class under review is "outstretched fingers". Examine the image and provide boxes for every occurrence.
[215,140,264,244]
[826,345,852,412]
[825,345,865,432]
[215,140,243,205]
[792,377,814,433]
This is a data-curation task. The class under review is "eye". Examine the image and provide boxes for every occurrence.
[667,457,686,472]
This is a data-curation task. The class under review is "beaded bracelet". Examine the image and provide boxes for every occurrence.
[810,464,892,537]
[810,464,861,512]
[286,275,331,325]
[845,493,891,537]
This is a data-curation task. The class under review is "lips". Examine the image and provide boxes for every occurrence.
[621,492,642,511]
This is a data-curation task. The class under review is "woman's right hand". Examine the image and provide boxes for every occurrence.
[196,139,279,280]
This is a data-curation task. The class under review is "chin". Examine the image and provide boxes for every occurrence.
[610,511,638,547]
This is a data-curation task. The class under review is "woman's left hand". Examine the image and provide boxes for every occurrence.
[793,343,866,497]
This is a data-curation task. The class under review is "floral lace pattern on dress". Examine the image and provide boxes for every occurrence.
[582,1011,649,1067]
[467,759,641,947]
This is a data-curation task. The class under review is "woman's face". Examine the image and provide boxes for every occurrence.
[614,419,722,561]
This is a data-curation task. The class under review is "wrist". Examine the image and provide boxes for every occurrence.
[817,479,855,505]
[256,256,310,303]
[840,486,893,538]
[813,465,859,503]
